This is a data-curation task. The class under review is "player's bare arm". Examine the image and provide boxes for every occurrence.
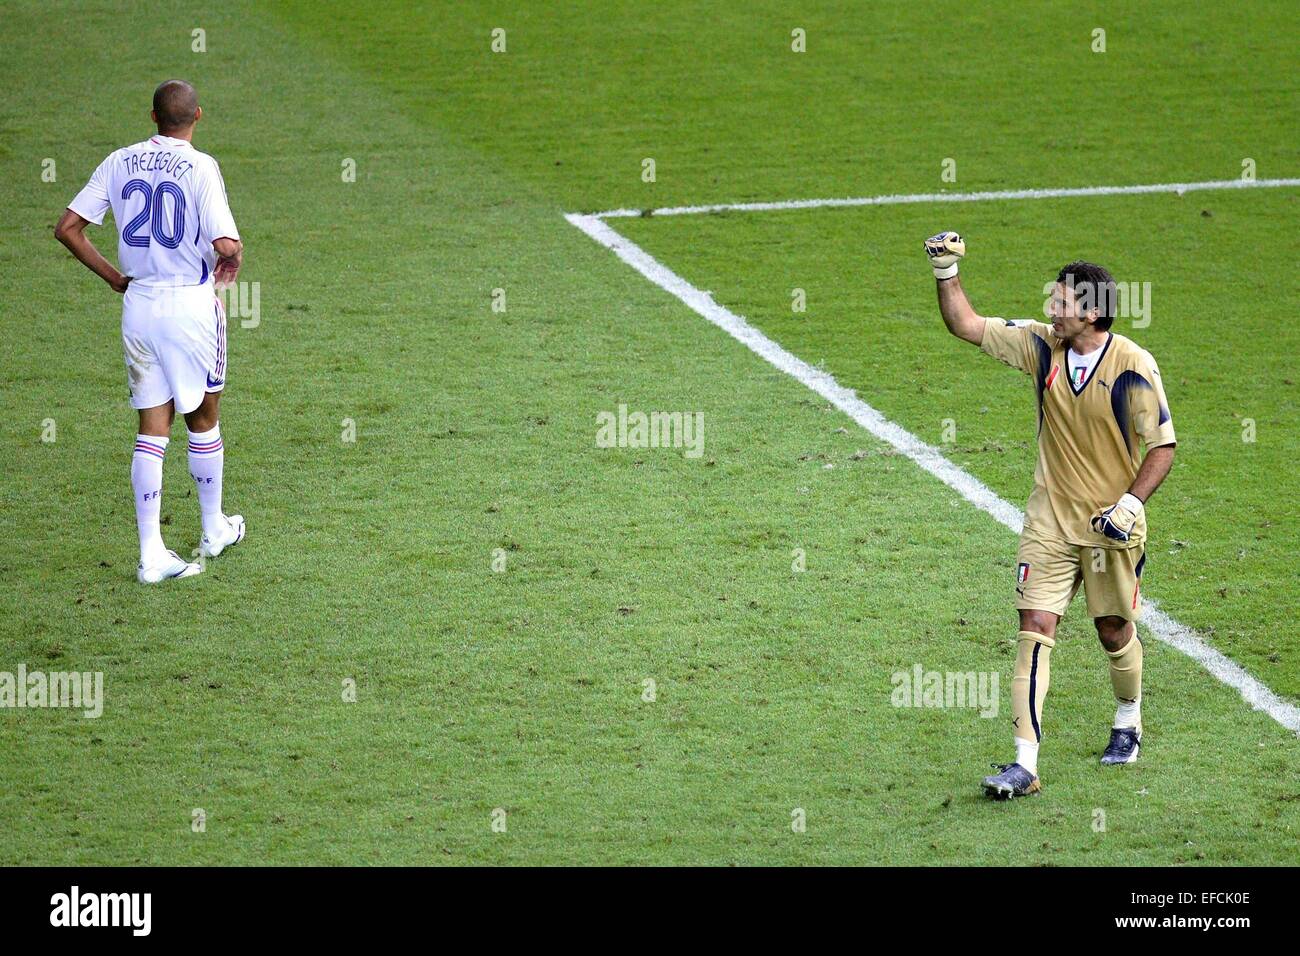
[925,231,984,344]
[1092,442,1175,543]
[934,273,986,345]
[1128,443,1175,503]
[54,208,131,293]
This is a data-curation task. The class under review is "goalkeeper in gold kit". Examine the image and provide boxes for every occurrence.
[925,231,1177,799]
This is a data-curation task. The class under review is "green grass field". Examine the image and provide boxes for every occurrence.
[0,1,1296,865]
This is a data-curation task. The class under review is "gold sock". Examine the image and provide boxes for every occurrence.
[1107,630,1144,723]
[1012,631,1055,744]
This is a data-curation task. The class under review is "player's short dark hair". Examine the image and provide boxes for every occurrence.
[152,79,199,133]
[1056,260,1117,331]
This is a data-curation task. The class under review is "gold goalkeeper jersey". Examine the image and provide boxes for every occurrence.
[980,318,1176,548]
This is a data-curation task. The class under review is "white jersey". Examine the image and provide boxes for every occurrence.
[68,133,238,289]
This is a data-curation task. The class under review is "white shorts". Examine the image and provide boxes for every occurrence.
[122,283,226,414]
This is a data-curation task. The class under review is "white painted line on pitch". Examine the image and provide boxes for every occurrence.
[565,209,1300,735]
[588,177,1300,219]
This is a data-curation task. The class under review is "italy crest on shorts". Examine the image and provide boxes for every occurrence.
[1017,562,1031,584]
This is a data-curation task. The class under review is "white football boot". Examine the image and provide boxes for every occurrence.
[138,550,203,584]
[200,514,246,558]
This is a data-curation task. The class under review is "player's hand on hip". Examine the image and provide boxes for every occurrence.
[213,252,241,289]
[925,231,965,279]
[1091,493,1144,542]
[109,273,132,294]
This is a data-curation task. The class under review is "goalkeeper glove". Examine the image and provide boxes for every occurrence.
[1091,493,1144,543]
[925,231,965,279]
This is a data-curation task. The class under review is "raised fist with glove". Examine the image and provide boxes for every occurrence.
[925,231,965,280]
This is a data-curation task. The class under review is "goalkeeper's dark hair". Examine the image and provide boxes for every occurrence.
[1056,260,1118,331]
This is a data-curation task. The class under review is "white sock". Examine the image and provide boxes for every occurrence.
[1015,739,1039,776]
[1114,697,1141,730]
[132,434,170,563]
[187,424,224,535]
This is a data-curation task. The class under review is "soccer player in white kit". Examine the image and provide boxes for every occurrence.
[55,80,246,583]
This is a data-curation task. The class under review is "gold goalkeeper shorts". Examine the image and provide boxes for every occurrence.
[1014,531,1146,621]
